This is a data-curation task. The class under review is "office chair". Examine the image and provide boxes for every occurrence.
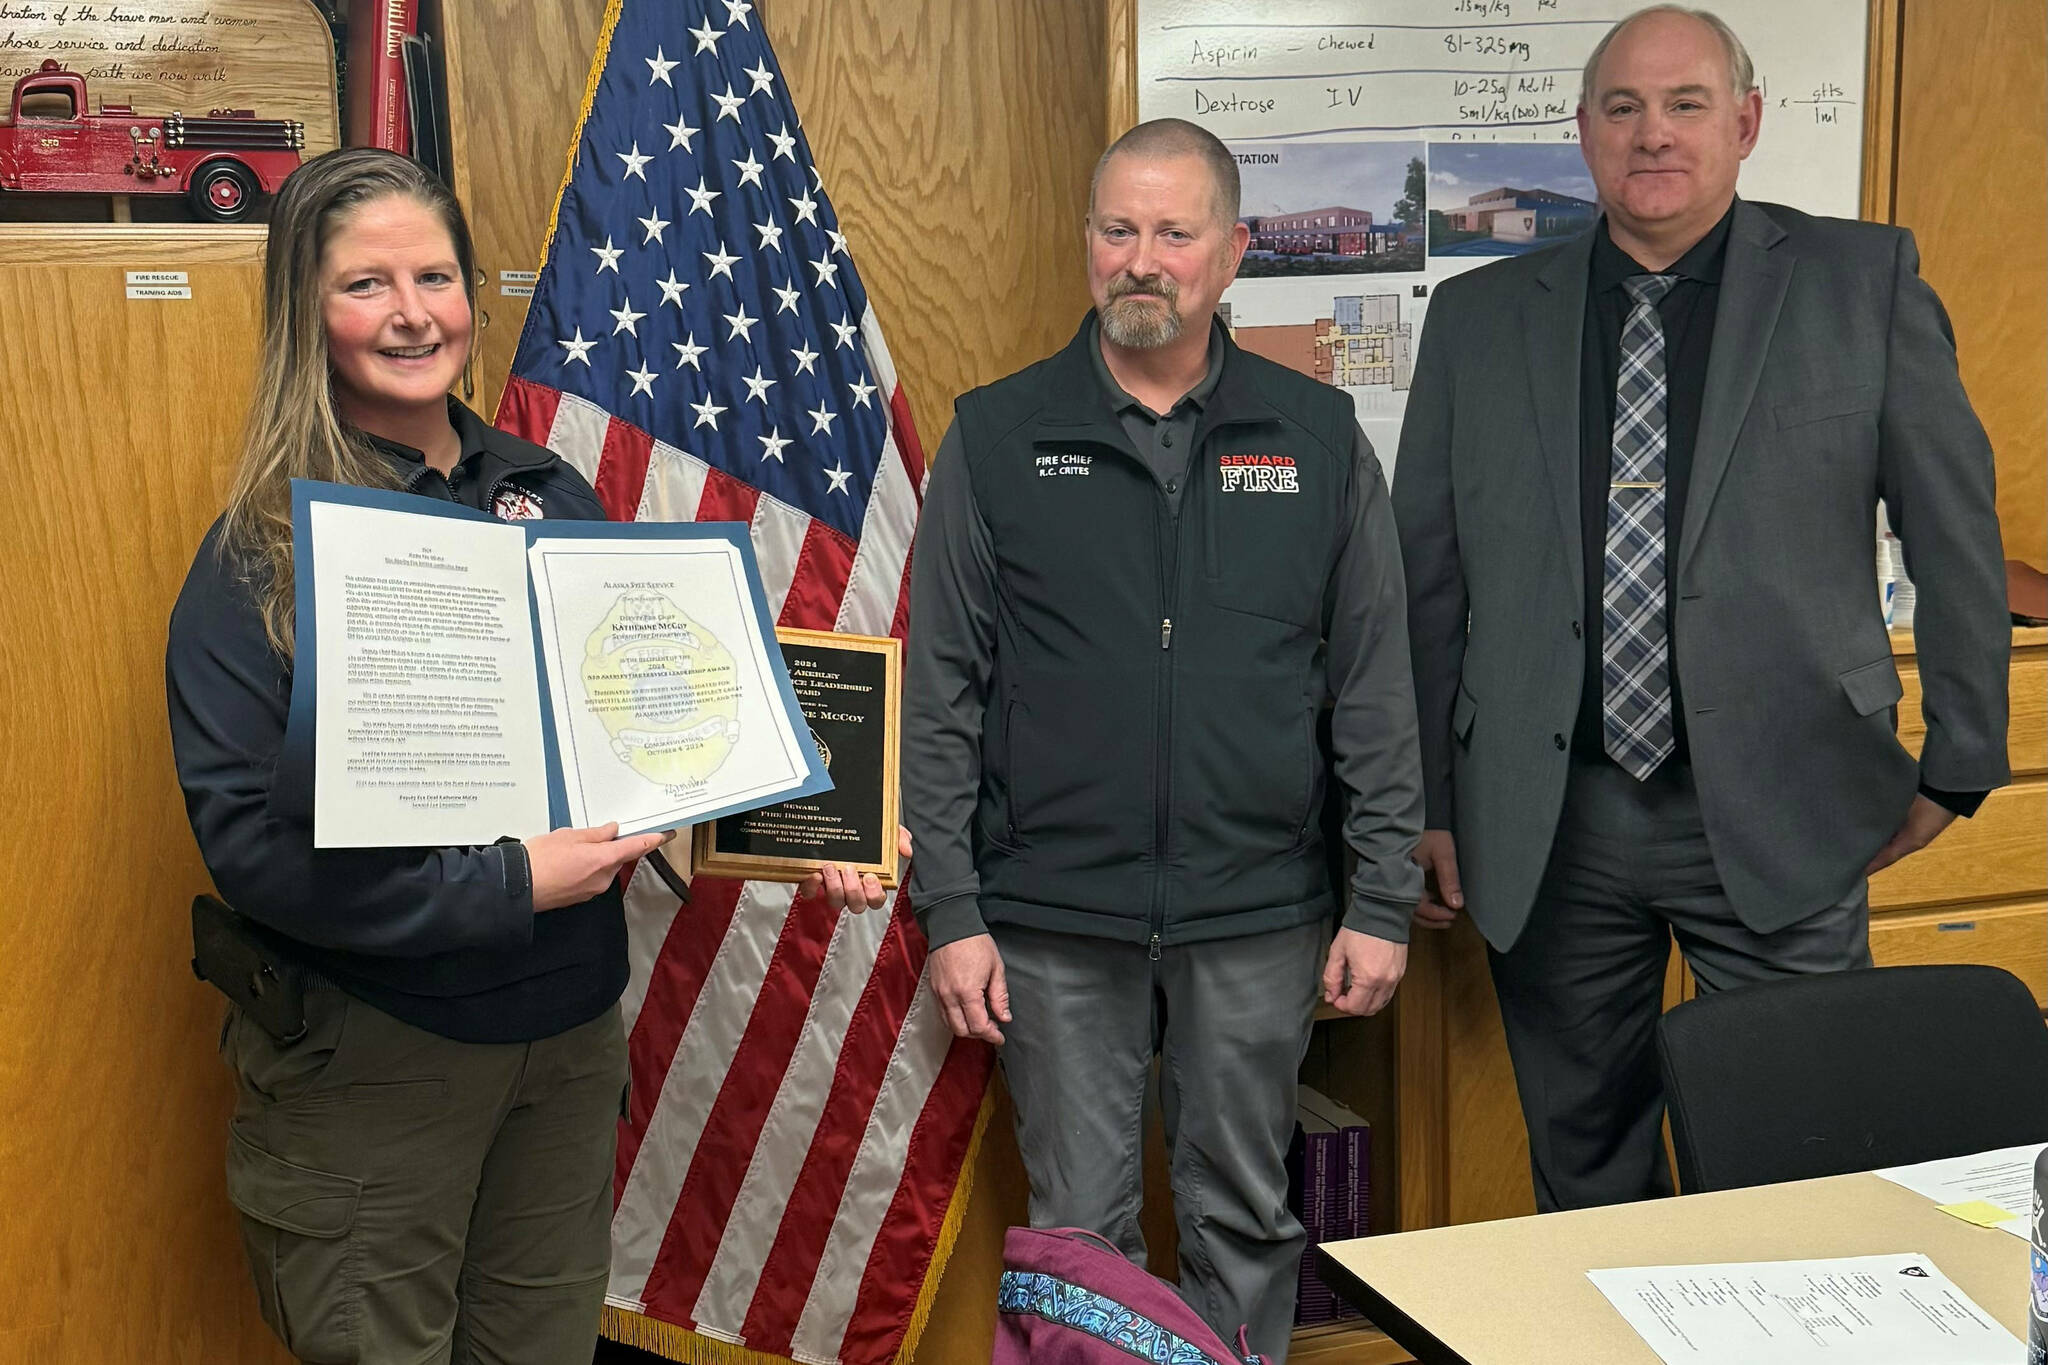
[1656,963,2048,1192]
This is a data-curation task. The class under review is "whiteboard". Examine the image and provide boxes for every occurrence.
[1133,0,1872,476]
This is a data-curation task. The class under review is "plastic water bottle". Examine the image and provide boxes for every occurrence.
[1884,535,1917,630]
[1876,509,1916,631]
[2030,1145,2047,1365]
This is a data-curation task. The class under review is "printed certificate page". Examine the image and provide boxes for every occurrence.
[527,536,817,836]
[1586,1253,2022,1365]
[308,499,549,847]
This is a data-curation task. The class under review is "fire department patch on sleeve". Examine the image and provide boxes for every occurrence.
[492,486,547,521]
[1218,454,1299,493]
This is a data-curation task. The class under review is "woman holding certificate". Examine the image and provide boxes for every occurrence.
[165,149,889,1365]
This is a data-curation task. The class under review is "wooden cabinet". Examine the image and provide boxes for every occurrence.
[1891,4,2048,566]
[1868,903,2047,1005]
[0,224,292,1363]
[1869,627,2048,1000]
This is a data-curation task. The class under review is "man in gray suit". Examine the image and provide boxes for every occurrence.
[1395,4,2011,1211]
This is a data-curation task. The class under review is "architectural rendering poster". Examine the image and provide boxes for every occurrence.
[1137,0,1869,474]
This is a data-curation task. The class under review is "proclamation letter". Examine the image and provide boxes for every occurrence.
[308,501,549,847]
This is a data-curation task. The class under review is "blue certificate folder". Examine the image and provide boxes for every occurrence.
[285,478,831,845]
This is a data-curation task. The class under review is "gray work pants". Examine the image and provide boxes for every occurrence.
[219,985,626,1364]
[990,919,1325,1362]
[1490,757,1873,1213]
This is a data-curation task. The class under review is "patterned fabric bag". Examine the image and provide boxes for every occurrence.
[992,1226,1264,1364]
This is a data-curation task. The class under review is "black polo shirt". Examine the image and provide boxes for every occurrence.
[1087,319,1225,516]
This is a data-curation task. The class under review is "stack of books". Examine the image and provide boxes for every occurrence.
[1289,1086,1372,1325]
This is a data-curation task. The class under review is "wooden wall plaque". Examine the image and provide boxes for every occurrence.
[0,0,339,156]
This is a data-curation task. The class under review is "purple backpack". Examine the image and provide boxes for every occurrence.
[993,1226,1264,1364]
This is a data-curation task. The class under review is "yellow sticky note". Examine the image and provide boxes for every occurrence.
[1936,1200,2019,1229]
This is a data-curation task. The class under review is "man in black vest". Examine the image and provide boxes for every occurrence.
[902,118,1424,1358]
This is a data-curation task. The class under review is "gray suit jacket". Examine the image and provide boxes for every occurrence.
[1394,199,2011,951]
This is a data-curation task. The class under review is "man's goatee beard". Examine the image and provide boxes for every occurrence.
[1100,297,1183,349]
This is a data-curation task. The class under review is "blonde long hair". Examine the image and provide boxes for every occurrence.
[219,148,478,656]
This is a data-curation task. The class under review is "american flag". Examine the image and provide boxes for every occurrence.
[494,3,993,1361]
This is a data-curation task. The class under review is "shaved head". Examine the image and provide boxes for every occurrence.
[1090,118,1241,227]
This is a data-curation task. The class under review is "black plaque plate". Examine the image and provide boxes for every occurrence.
[690,628,900,886]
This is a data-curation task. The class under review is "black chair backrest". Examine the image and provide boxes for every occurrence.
[1657,964,2048,1193]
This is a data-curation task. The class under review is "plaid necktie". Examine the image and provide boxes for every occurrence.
[1603,273,1680,779]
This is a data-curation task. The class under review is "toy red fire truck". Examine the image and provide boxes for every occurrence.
[0,60,305,223]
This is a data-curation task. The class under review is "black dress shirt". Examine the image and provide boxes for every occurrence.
[1571,208,1732,768]
[1567,209,1984,817]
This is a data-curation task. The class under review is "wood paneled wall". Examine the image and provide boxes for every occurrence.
[1892,0,2047,566]
[441,0,611,421]
[0,227,290,1364]
[0,3,2038,1363]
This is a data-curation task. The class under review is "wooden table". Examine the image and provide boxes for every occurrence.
[1317,1170,2033,1364]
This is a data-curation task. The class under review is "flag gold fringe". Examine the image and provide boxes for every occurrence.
[536,0,627,274]
[597,1083,998,1365]
[601,1306,796,1365]
[891,1082,997,1364]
